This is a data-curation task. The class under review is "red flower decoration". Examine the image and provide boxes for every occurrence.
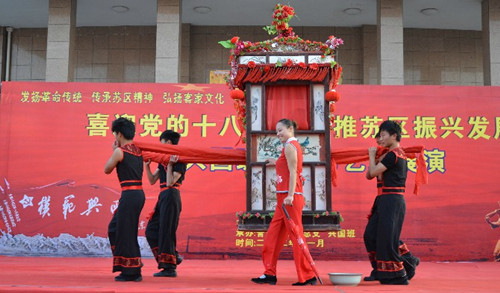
[329,103,336,113]
[325,90,341,102]
[247,61,256,68]
[264,65,271,73]
[310,63,319,70]
[285,59,294,67]
[231,36,239,44]
[298,62,306,68]
[230,89,245,100]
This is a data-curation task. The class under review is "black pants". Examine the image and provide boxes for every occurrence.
[146,188,182,270]
[108,189,145,275]
[364,194,406,280]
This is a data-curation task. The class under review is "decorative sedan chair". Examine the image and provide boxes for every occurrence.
[229,52,343,232]
[220,3,344,232]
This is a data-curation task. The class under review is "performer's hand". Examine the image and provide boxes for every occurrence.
[145,159,151,166]
[265,158,276,166]
[112,140,119,150]
[368,147,377,158]
[284,195,294,205]
[169,155,179,164]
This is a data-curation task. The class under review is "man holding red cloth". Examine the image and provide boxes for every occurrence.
[363,120,410,285]
[105,117,145,282]
[145,130,186,277]
[364,132,419,282]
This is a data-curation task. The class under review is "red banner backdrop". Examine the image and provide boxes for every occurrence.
[0,82,499,261]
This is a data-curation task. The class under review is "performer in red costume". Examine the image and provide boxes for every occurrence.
[364,132,419,282]
[104,117,145,282]
[251,118,317,286]
[363,120,410,285]
[145,130,186,277]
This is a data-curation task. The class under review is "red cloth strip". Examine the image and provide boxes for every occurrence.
[135,141,246,165]
[134,141,428,195]
[331,145,428,195]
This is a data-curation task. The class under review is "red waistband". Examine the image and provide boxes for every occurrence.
[380,192,405,196]
[122,185,143,191]
[160,183,181,191]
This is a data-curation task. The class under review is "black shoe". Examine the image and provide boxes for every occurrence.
[251,274,277,285]
[154,269,177,277]
[406,257,420,280]
[364,270,378,281]
[115,273,142,282]
[176,253,183,265]
[292,277,317,286]
[379,276,409,285]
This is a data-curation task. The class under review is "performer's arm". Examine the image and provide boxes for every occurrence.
[485,209,499,219]
[284,143,297,206]
[490,219,500,227]
[367,147,388,179]
[104,143,123,174]
[145,160,160,185]
[366,152,387,180]
[368,152,388,180]
[486,213,500,228]
[166,155,182,186]
[485,209,500,222]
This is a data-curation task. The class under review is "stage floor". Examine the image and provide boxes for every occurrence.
[0,256,496,292]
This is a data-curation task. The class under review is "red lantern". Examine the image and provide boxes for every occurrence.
[230,89,245,100]
[325,89,340,102]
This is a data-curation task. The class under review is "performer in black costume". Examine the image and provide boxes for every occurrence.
[364,132,419,282]
[145,130,187,277]
[105,117,145,282]
[363,120,410,285]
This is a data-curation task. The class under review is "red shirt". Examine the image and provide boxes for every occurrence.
[275,138,303,195]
